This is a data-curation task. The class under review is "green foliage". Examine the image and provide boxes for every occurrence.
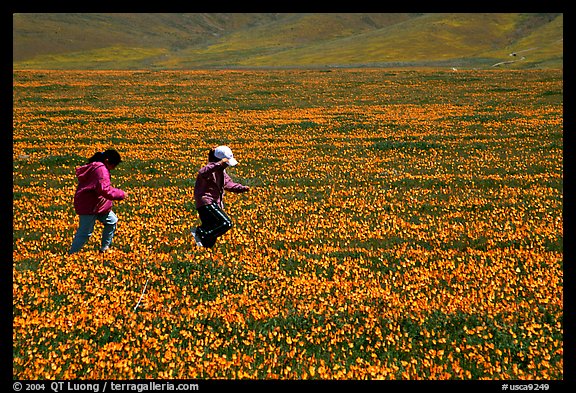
[13,69,563,380]
[13,13,563,69]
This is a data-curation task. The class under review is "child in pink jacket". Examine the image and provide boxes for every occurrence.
[69,149,126,254]
[192,146,250,248]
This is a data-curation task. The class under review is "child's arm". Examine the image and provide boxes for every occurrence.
[95,166,126,200]
[223,172,250,193]
[197,160,227,177]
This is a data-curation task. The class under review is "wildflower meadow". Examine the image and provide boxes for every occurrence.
[13,69,563,380]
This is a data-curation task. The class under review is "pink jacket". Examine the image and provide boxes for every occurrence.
[73,161,126,215]
[194,161,249,209]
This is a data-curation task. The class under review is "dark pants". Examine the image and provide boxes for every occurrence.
[196,203,233,248]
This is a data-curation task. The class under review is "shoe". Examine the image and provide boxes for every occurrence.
[99,246,110,253]
[191,228,203,247]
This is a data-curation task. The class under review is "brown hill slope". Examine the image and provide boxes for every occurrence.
[13,13,563,69]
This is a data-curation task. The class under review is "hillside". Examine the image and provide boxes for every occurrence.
[13,13,563,69]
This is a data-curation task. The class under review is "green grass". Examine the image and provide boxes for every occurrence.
[13,14,562,70]
[13,69,563,380]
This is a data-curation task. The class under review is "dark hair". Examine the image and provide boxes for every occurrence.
[208,148,218,163]
[88,149,122,165]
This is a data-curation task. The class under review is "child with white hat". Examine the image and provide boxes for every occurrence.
[191,146,250,248]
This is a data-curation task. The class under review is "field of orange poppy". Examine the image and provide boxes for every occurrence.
[13,68,562,380]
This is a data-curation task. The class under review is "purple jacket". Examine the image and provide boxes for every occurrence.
[73,161,126,215]
[194,161,249,209]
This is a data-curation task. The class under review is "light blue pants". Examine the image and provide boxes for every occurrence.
[69,211,118,254]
